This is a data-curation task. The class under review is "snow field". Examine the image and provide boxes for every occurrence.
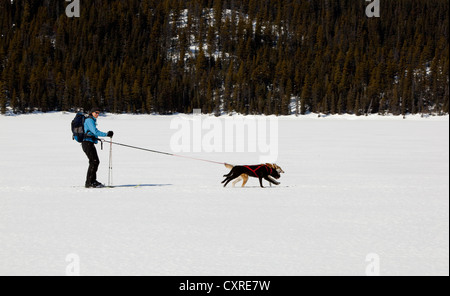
[0,113,448,275]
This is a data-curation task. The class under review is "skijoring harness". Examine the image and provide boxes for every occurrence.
[244,165,273,177]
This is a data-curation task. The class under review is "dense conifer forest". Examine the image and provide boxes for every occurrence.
[0,0,448,115]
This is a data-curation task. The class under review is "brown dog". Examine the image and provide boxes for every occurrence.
[224,163,285,187]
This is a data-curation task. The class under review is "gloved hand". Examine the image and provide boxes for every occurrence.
[107,131,114,138]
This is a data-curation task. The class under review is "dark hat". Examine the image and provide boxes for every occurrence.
[90,107,101,114]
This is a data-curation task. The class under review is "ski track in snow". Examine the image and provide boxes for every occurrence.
[0,113,448,275]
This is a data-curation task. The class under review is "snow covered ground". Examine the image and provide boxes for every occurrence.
[0,112,448,276]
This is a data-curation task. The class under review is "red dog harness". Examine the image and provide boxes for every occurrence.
[244,165,273,177]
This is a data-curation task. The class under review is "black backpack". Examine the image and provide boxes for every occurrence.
[71,112,87,143]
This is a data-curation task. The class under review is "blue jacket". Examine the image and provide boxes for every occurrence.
[84,116,107,143]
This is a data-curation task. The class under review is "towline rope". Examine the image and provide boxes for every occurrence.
[99,139,226,166]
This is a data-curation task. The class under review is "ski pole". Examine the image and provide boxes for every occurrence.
[108,139,113,186]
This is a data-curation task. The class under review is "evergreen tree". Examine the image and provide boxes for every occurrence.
[0,80,6,114]
[0,0,447,116]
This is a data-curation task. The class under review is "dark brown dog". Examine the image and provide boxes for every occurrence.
[222,163,283,188]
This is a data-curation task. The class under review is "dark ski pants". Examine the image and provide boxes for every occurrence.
[82,141,100,185]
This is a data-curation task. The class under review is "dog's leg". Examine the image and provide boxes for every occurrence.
[224,167,238,178]
[259,177,264,188]
[232,176,242,187]
[264,176,280,186]
[224,175,239,187]
[222,175,235,184]
[222,174,232,184]
[241,175,248,187]
[223,178,233,187]
[223,172,242,187]
[223,167,237,183]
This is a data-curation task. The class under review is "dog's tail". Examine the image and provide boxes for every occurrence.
[224,163,234,170]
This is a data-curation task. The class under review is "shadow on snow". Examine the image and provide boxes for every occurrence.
[111,184,173,188]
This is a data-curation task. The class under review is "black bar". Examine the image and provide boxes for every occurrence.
[151,277,300,295]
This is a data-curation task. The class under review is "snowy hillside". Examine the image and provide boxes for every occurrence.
[0,113,448,275]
